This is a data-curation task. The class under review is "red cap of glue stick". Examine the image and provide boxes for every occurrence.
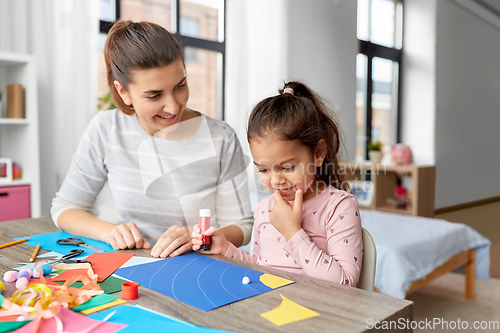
[121,281,139,300]
[199,209,211,251]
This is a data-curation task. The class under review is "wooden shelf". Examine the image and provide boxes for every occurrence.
[0,51,40,218]
[0,179,32,187]
[340,162,436,217]
[375,204,413,215]
[0,118,29,125]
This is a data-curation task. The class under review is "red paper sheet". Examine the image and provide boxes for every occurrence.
[28,278,63,287]
[51,252,135,282]
[0,315,22,322]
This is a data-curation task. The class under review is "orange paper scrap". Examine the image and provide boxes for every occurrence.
[52,253,135,282]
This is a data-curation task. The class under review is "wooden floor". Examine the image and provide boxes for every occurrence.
[436,200,500,279]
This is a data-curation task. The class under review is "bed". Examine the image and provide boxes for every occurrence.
[360,209,491,299]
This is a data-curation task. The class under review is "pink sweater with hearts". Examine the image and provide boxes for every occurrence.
[225,186,363,286]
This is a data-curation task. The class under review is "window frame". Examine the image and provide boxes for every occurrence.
[99,0,119,33]
[99,0,226,119]
[358,0,403,159]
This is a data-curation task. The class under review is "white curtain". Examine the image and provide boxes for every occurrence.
[0,0,99,216]
[225,0,288,152]
[225,0,288,206]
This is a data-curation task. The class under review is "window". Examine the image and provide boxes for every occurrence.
[180,17,199,39]
[356,0,403,161]
[98,0,225,119]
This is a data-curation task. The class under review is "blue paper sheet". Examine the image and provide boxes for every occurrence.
[14,231,114,258]
[89,305,232,332]
[114,253,282,311]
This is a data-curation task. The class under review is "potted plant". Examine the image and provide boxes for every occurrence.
[367,140,382,164]
[97,92,115,111]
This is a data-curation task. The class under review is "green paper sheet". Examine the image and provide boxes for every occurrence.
[0,321,31,333]
[72,293,119,312]
[54,275,130,294]
[51,269,66,275]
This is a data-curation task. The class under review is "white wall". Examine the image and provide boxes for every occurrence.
[401,0,500,208]
[433,0,500,208]
[285,0,358,161]
[401,0,437,165]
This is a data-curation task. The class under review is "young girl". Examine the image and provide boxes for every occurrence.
[51,20,252,258]
[192,82,363,286]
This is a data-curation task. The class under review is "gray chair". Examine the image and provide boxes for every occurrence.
[358,228,377,291]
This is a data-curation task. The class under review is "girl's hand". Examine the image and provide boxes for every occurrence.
[105,222,152,250]
[151,225,192,258]
[270,189,303,241]
[191,225,229,255]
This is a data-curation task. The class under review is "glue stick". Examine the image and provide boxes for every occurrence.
[199,209,211,251]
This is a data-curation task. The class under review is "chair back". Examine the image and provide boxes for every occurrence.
[358,228,377,291]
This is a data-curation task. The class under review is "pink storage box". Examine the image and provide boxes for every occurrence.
[0,185,31,222]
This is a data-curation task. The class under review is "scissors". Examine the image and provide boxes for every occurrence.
[47,249,90,264]
[57,237,104,252]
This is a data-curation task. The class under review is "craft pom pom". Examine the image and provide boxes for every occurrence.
[33,268,41,278]
[16,277,29,289]
[19,268,33,277]
[17,270,31,280]
[3,271,18,283]
[42,264,53,275]
[0,280,5,292]
[242,276,250,284]
[33,263,52,278]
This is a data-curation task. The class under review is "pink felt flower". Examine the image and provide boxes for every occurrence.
[395,185,407,200]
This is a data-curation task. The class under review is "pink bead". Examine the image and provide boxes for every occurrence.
[3,271,18,282]
[15,277,29,289]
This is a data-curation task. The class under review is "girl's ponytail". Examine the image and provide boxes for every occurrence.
[248,81,349,191]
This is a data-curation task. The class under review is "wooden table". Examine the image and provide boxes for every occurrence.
[0,217,414,332]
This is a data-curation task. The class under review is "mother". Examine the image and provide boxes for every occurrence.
[51,20,252,258]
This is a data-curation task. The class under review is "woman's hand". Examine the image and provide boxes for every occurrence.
[151,225,192,258]
[191,225,229,255]
[105,222,152,250]
[270,189,303,241]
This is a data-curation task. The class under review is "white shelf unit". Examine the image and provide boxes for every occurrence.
[0,51,41,218]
